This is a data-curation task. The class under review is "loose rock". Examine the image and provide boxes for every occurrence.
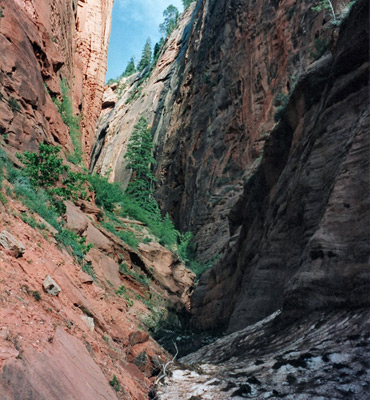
[43,275,61,296]
[0,231,25,258]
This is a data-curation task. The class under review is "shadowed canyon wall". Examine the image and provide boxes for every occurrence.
[95,0,342,263]
[94,0,369,334]
[191,0,369,333]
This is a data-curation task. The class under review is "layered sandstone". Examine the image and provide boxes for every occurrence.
[191,0,369,333]
[95,0,340,263]
[0,0,112,161]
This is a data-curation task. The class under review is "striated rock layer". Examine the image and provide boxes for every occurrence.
[156,309,370,399]
[191,0,370,333]
[0,0,112,161]
[94,0,341,263]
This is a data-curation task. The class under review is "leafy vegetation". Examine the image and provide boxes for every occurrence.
[109,375,120,392]
[138,38,152,72]
[123,57,136,77]
[312,0,336,22]
[18,143,89,202]
[124,116,156,209]
[53,78,82,164]
[8,97,20,113]
[159,5,179,38]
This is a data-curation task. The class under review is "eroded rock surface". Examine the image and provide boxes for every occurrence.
[191,0,370,333]
[0,0,112,160]
[0,327,118,400]
[156,310,370,399]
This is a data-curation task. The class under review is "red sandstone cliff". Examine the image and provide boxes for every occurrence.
[0,0,112,161]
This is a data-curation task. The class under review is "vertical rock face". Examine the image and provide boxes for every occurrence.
[151,0,332,262]
[191,0,369,333]
[91,6,196,182]
[74,0,113,160]
[95,0,333,263]
[0,0,112,161]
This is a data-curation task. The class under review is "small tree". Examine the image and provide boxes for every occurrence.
[124,117,156,209]
[153,38,165,65]
[123,57,136,77]
[137,38,152,72]
[159,5,179,38]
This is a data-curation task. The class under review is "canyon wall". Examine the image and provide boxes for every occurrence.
[93,0,368,334]
[95,0,340,263]
[191,0,369,332]
[0,0,112,162]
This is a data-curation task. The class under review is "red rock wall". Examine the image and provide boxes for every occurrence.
[75,0,113,161]
[191,0,369,333]
[0,0,112,162]
[152,0,335,262]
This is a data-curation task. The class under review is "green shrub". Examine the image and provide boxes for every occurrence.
[55,230,92,261]
[82,263,97,282]
[8,97,21,113]
[88,174,124,212]
[18,144,89,201]
[18,144,67,188]
[102,220,139,249]
[32,291,41,301]
[109,375,120,392]
[53,78,82,164]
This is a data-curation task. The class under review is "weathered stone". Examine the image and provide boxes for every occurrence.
[156,310,370,400]
[191,0,370,333]
[81,315,95,332]
[0,327,118,399]
[0,231,25,258]
[0,327,10,340]
[42,275,61,296]
[129,331,149,346]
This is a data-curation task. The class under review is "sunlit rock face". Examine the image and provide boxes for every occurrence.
[74,0,113,161]
[0,0,112,161]
[191,0,370,333]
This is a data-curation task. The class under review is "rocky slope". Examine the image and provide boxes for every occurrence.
[0,1,195,399]
[191,0,369,333]
[0,0,112,160]
[0,179,194,400]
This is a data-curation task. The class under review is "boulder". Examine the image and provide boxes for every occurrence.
[0,231,25,258]
[42,275,61,296]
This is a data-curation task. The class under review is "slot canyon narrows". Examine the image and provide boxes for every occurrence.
[0,0,368,399]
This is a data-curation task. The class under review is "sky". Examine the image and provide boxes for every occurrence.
[106,0,184,81]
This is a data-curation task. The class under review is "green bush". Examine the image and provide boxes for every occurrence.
[88,174,124,212]
[18,144,67,188]
[8,97,21,113]
[102,220,139,249]
[109,375,120,392]
[18,144,89,201]
[53,79,82,164]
